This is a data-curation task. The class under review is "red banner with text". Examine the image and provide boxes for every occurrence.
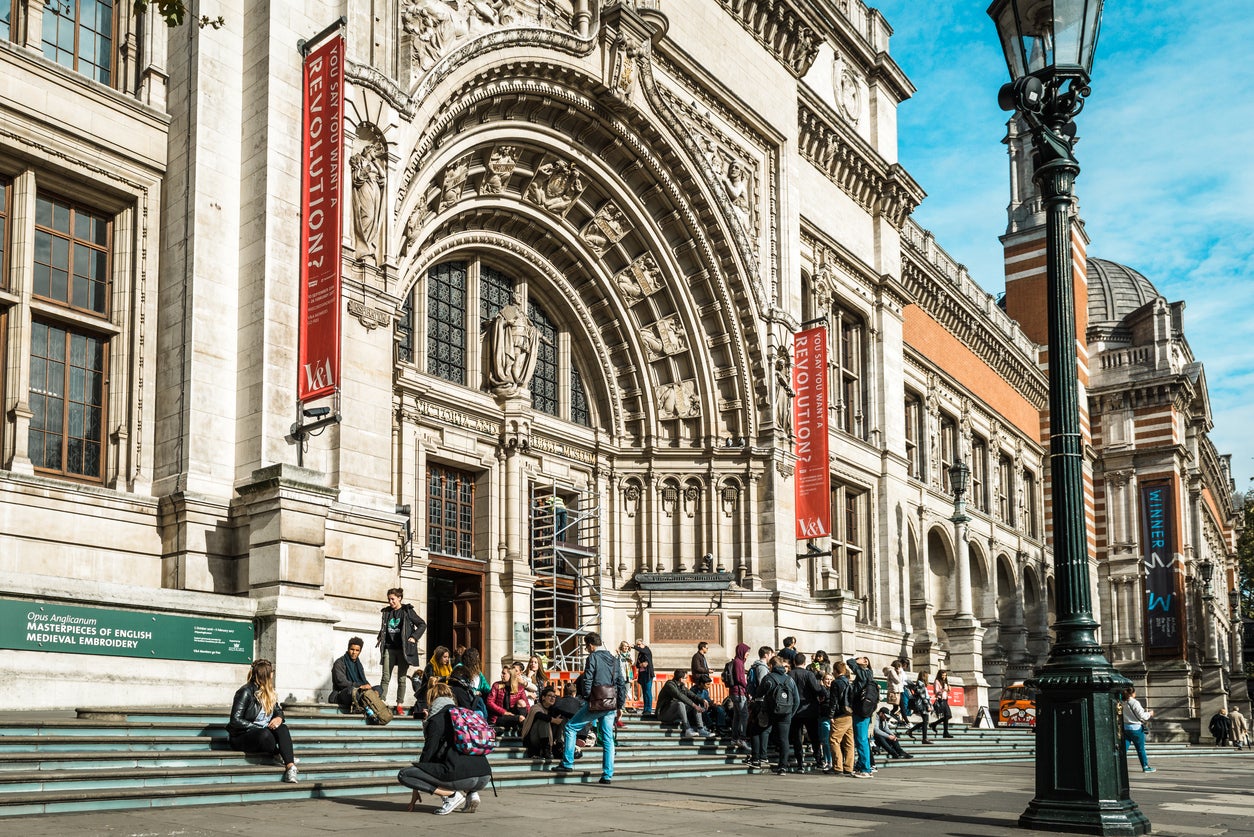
[297,35,344,402]
[793,327,830,538]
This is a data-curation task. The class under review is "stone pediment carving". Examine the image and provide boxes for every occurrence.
[714,0,821,77]
[798,91,924,230]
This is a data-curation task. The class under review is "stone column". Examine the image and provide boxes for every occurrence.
[236,464,339,701]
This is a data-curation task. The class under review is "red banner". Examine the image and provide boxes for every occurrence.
[793,327,830,538]
[297,35,344,402]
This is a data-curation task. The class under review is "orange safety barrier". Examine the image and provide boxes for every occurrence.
[547,670,733,710]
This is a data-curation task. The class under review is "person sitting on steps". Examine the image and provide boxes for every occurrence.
[329,636,375,714]
[656,669,712,739]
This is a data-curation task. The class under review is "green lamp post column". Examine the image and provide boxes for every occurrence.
[987,0,1150,833]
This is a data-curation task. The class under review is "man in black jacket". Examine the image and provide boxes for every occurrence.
[787,652,826,772]
[756,656,799,774]
[376,588,427,714]
[656,669,711,739]
[553,632,626,784]
[635,638,655,715]
[329,637,375,713]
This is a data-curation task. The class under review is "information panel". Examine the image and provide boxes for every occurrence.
[0,599,253,664]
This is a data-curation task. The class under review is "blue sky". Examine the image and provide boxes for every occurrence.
[870,1,1254,502]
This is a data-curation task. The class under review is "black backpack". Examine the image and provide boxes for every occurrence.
[766,672,794,717]
[721,660,737,690]
[856,676,880,717]
[829,677,853,718]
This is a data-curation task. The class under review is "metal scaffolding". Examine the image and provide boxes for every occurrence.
[530,481,601,671]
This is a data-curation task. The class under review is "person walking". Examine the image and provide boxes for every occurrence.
[1209,708,1233,747]
[376,588,427,715]
[906,670,932,744]
[826,659,856,776]
[1230,705,1248,750]
[757,655,799,774]
[634,638,655,716]
[1121,687,1155,773]
[552,633,626,784]
[227,659,299,783]
[882,658,907,723]
[930,669,954,738]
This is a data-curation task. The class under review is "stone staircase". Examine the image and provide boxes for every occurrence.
[0,707,1240,817]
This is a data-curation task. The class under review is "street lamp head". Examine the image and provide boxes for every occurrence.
[950,458,970,500]
[1198,557,1214,586]
[988,0,1104,86]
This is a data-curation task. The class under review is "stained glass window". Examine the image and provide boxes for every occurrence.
[571,366,590,427]
[527,300,558,416]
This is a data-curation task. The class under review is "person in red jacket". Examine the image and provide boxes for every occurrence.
[486,664,530,735]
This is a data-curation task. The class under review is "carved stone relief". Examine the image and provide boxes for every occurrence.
[401,0,529,74]
[523,158,585,216]
[612,254,664,304]
[479,145,520,195]
[774,345,794,439]
[439,156,470,212]
[486,291,543,395]
[833,53,863,124]
[656,380,700,420]
[639,315,687,361]
[580,202,631,256]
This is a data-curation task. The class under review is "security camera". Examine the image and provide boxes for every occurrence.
[302,406,331,418]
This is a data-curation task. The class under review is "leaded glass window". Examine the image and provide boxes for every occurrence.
[426,262,467,384]
[479,265,514,324]
[397,294,413,364]
[528,300,558,416]
[29,321,106,480]
[571,366,590,427]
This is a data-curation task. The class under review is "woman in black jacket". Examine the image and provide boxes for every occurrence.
[227,659,299,783]
[398,680,493,815]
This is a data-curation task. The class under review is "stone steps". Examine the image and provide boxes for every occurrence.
[0,708,1240,818]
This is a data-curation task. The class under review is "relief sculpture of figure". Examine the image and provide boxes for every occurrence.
[487,293,542,393]
[350,142,387,261]
[402,0,466,71]
[720,159,752,232]
[524,159,585,215]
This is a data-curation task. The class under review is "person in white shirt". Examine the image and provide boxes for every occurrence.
[1121,687,1155,773]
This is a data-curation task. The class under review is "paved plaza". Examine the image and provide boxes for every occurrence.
[7,755,1253,836]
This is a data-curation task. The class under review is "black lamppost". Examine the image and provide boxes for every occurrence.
[987,1,1150,833]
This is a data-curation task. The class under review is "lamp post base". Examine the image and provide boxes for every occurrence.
[1019,666,1150,836]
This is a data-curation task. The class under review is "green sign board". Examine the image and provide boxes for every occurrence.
[0,599,253,664]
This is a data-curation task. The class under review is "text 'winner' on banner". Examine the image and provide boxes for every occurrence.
[793,326,830,539]
[297,33,344,402]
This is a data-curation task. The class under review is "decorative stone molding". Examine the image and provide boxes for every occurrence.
[713,0,821,77]
[656,381,701,420]
[798,91,924,230]
[347,299,393,331]
[580,202,631,256]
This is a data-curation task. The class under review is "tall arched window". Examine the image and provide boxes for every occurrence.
[527,300,558,416]
[426,261,467,385]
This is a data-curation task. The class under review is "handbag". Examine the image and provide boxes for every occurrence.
[589,683,617,712]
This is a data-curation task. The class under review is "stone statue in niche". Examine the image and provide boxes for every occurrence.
[774,346,795,439]
[349,141,386,262]
[580,202,630,256]
[479,145,519,194]
[487,291,543,394]
[439,157,470,212]
[524,158,585,215]
[656,380,700,420]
